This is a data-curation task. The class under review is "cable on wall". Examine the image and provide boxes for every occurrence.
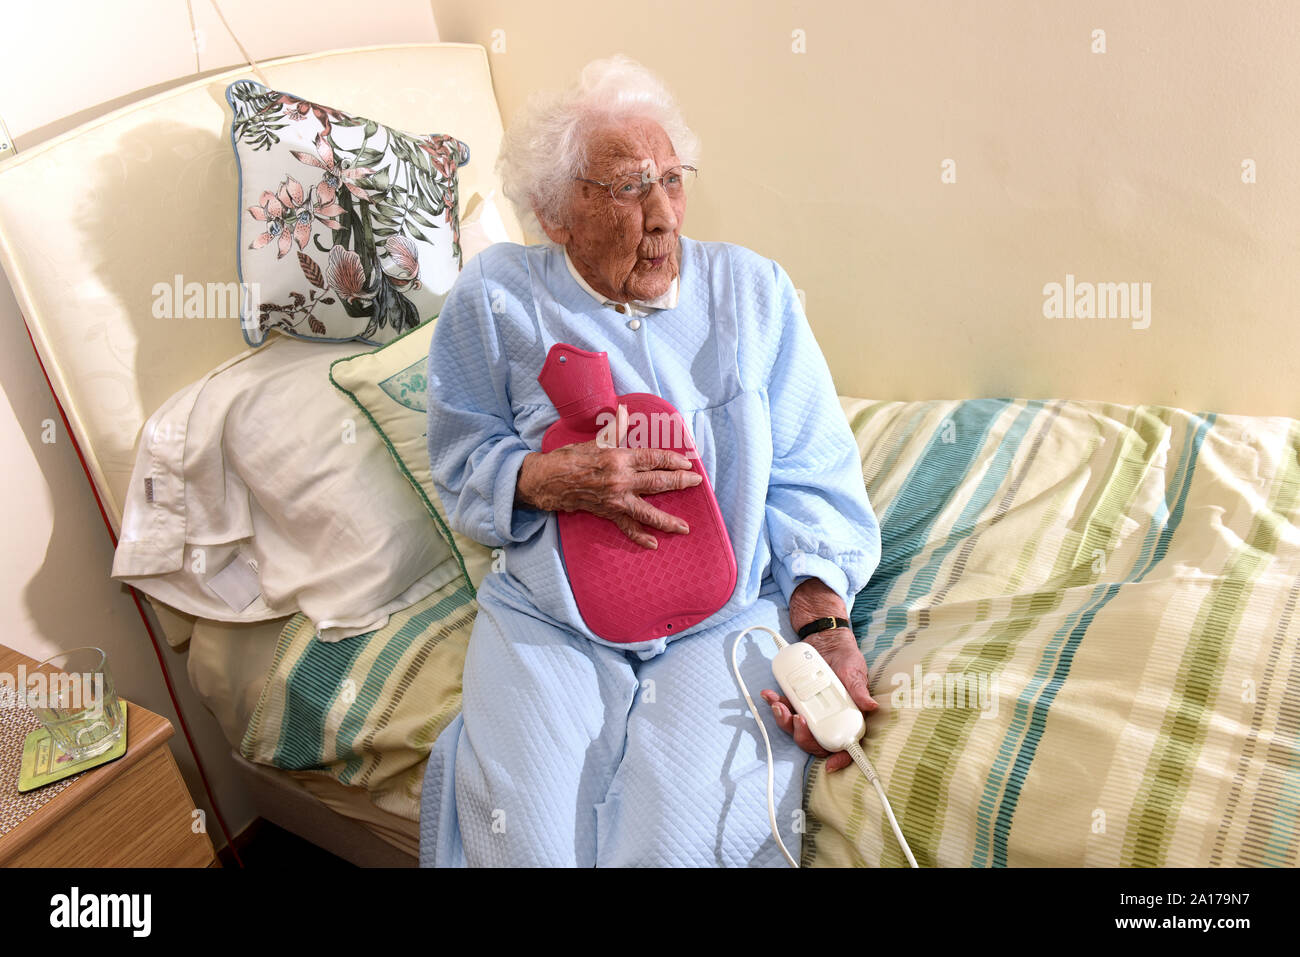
[0,112,15,160]
[189,0,273,87]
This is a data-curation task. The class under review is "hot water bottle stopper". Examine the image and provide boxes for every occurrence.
[536,342,738,644]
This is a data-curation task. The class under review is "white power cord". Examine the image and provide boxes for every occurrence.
[844,740,919,868]
[730,625,800,867]
[730,624,918,868]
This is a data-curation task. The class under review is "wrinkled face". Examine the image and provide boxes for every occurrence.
[538,117,685,303]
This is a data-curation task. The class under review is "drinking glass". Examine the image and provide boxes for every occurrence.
[27,646,124,761]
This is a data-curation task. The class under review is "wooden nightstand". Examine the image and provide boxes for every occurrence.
[0,645,217,867]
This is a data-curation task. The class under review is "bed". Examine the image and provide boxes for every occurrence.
[0,42,521,866]
[1,43,1296,868]
[230,395,1300,866]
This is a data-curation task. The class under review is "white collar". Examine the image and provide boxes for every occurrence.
[563,248,679,318]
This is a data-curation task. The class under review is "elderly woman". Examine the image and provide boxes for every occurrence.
[419,56,881,867]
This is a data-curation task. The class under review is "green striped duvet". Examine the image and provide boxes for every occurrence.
[242,397,1300,866]
[240,578,475,822]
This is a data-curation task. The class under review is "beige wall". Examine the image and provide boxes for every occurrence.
[434,0,1300,418]
[0,0,441,852]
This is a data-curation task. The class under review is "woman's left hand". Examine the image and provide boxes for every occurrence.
[760,629,877,772]
[762,577,879,772]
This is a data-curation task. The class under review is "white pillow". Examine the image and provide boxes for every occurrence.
[111,335,461,640]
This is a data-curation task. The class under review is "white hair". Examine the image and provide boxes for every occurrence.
[496,55,700,242]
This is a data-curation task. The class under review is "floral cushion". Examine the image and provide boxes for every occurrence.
[226,80,470,347]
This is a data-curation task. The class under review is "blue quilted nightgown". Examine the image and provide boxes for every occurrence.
[418,237,880,866]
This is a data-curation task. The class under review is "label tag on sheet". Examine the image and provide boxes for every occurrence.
[206,552,261,612]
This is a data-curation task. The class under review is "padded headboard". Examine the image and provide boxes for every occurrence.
[0,42,523,537]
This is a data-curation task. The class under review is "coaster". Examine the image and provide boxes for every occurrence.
[17,701,128,792]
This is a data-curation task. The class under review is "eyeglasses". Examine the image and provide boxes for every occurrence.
[574,165,698,207]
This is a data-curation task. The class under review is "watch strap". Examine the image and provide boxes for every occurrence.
[795,616,853,640]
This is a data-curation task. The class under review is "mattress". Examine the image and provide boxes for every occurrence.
[237,396,1300,867]
[284,771,419,858]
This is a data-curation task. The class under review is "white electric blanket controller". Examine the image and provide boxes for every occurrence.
[771,641,866,753]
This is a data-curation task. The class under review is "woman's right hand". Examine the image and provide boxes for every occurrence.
[514,442,703,549]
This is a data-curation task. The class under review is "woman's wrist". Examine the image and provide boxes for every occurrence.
[788,577,848,633]
[514,452,544,510]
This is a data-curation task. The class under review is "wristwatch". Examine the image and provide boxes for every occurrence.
[796,616,853,640]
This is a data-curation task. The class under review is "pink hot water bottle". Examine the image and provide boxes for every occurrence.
[537,342,738,644]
